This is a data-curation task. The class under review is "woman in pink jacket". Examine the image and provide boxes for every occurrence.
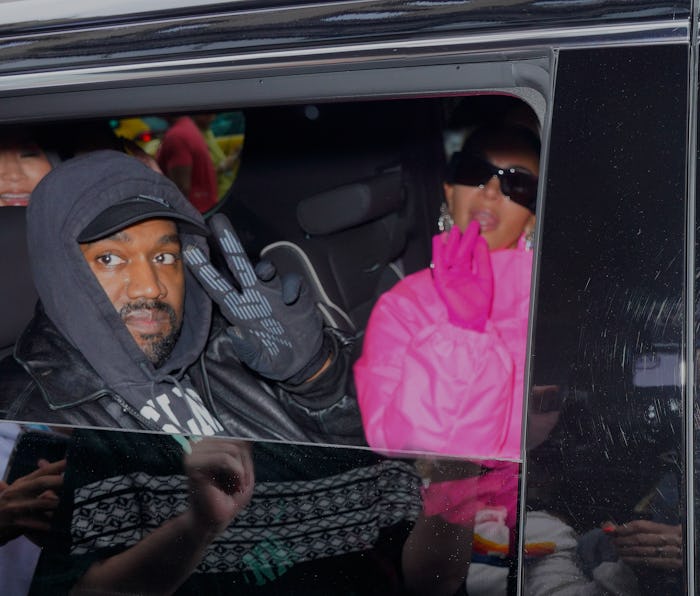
[355,123,538,460]
[354,124,539,585]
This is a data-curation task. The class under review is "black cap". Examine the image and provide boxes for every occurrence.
[77,194,210,243]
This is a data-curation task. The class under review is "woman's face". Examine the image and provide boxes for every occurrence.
[0,141,53,206]
[444,145,538,250]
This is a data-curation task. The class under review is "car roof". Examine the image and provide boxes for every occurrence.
[0,0,689,79]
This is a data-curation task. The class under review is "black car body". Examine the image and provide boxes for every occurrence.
[0,1,696,594]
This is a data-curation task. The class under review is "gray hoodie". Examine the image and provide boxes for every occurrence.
[26,150,217,432]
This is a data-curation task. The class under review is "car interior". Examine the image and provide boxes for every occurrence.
[225,100,446,338]
[0,93,542,361]
[0,92,542,595]
[0,206,36,361]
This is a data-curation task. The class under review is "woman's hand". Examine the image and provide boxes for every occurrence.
[432,221,493,332]
[0,458,66,546]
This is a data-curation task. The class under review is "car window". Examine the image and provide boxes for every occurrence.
[0,90,543,595]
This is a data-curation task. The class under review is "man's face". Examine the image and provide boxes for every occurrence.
[79,219,185,367]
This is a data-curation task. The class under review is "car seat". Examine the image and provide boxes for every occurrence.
[223,101,446,340]
[260,167,407,335]
[0,207,37,360]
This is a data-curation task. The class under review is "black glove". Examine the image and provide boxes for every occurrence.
[184,214,325,382]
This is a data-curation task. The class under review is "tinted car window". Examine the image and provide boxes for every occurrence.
[0,92,540,595]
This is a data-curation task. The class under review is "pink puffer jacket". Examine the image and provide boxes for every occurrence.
[354,241,532,461]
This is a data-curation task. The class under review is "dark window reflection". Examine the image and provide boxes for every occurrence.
[524,45,687,595]
[0,422,524,595]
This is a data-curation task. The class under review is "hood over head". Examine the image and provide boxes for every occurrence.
[27,149,213,391]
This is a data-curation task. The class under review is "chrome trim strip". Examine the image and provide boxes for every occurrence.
[516,47,558,596]
[0,0,235,28]
[0,19,688,92]
[0,0,688,36]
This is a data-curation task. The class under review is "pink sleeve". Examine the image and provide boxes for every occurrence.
[354,276,517,459]
[420,462,520,526]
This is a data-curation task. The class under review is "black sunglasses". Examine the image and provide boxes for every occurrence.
[449,152,538,211]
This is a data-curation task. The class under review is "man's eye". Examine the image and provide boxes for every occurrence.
[96,254,126,266]
[155,253,180,265]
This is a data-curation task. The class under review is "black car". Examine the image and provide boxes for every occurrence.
[0,1,695,594]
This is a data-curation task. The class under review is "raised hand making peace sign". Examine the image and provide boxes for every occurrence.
[184,214,325,382]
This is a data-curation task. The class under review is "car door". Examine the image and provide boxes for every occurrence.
[524,44,689,594]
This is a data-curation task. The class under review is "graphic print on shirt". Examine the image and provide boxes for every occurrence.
[139,385,224,435]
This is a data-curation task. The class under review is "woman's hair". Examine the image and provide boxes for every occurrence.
[460,123,541,159]
[0,123,62,166]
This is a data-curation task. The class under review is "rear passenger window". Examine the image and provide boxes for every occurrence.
[1,88,545,596]
[1,94,543,453]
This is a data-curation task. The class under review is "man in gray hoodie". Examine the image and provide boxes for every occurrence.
[0,150,362,445]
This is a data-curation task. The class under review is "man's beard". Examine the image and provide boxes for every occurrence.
[120,299,181,368]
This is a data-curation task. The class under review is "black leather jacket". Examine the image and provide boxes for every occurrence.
[0,310,366,446]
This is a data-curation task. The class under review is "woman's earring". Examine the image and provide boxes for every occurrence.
[524,229,535,251]
[437,202,454,232]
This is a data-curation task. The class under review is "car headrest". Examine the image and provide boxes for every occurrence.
[296,169,403,236]
[0,207,37,352]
